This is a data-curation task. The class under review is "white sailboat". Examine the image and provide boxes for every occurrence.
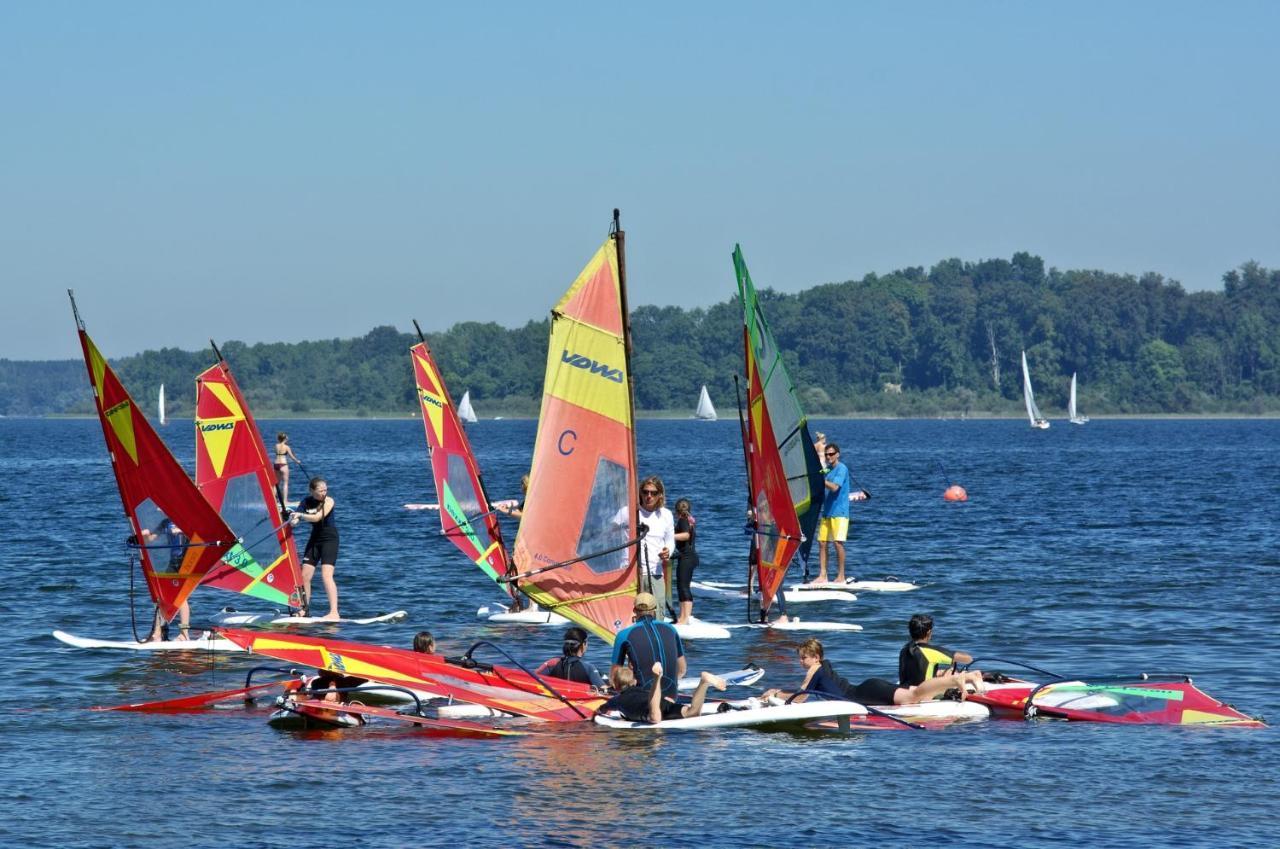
[1021,351,1050,429]
[693,384,717,421]
[1068,372,1089,424]
[457,390,478,424]
[158,383,166,426]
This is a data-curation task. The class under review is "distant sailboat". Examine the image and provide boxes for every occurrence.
[1021,351,1050,429]
[1068,372,1089,424]
[158,384,166,426]
[457,391,478,424]
[693,385,717,421]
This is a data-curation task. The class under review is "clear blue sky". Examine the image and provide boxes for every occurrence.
[3,1,1277,360]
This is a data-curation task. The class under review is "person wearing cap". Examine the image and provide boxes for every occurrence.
[897,614,974,687]
[535,626,606,689]
[610,592,685,700]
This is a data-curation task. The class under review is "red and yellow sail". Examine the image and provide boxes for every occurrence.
[194,353,304,608]
[71,295,238,622]
[410,338,515,598]
[734,246,825,614]
[512,228,638,644]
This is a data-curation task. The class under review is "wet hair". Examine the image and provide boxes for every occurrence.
[277,432,288,443]
[309,477,327,492]
[798,638,825,660]
[413,630,435,653]
[674,498,692,518]
[639,475,666,509]
[908,614,934,641]
[611,665,636,690]
[562,626,589,656]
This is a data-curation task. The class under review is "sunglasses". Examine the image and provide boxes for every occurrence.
[641,489,659,496]
[824,451,837,457]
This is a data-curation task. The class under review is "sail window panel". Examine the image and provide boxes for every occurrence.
[212,472,278,567]
[753,490,781,567]
[444,453,497,549]
[577,457,631,575]
[134,498,187,569]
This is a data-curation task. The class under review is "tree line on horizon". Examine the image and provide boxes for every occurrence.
[4,254,1278,418]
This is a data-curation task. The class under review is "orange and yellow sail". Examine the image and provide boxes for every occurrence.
[70,293,239,622]
[512,223,639,643]
[194,351,305,608]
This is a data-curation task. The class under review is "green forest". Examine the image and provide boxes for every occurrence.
[5,254,1279,418]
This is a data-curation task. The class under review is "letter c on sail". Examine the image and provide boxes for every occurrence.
[558,429,577,455]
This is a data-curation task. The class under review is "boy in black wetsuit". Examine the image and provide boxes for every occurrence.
[599,662,726,723]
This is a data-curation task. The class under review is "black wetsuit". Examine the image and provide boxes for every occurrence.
[300,495,339,566]
[674,514,699,603]
[897,641,957,687]
[599,685,684,723]
[809,659,898,706]
[611,617,684,700]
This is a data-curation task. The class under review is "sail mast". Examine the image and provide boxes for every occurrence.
[613,208,639,546]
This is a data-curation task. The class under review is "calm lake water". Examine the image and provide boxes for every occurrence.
[1,417,1277,848]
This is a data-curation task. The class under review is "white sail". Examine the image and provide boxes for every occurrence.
[158,383,166,426]
[1021,351,1049,429]
[1069,372,1089,424]
[694,384,717,421]
[457,390,478,424]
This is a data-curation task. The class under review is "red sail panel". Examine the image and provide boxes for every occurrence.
[217,628,603,722]
[409,340,514,597]
[194,358,305,608]
[512,236,639,644]
[1031,680,1265,726]
[74,324,238,622]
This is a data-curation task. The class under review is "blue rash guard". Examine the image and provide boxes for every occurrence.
[611,616,684,700]
[822,462,851,519]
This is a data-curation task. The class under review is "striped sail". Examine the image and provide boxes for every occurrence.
[70,294,238,622]
[410,337,515,598]
[194,354,305,608]
[734,246,824,614]
[512,229,638,643]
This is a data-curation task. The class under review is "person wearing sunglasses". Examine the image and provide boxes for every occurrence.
[637,476,675,617]
[809,442,851,585]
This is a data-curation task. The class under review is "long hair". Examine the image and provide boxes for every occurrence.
[639,475,666,509]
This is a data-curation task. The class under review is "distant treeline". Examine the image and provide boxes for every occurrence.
[5,254,1279,417]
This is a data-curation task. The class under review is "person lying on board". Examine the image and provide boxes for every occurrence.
[535,626,606,689]
[897,613,975,688]
[598,662,726,723]
[611,592,686,699]
[136,520,192,642]
[762,638,985,707]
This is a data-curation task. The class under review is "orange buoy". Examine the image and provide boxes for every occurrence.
[943,485,968,502]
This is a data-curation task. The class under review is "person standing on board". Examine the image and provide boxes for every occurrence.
[536,626,606,689]
[897,614,974,687]
[672,498,700,625]
[139,518,192,642]
[274,432,301,509]
[637,476,675,618]
[290,477,340,619]
[611,592,686,701]
[809,442,851,585]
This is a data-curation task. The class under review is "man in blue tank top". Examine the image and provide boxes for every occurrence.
[810,443,851,584]
[611,592,686,700]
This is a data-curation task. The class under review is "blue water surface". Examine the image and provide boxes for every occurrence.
[0,417,1276,848]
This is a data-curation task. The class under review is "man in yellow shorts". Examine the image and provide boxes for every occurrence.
[810,443,851,584]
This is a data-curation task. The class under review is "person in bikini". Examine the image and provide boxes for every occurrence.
[274,432,301,509]
[762,638,985,707]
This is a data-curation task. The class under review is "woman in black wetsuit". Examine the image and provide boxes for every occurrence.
[672,498,699,625]
[762,638,986,706]
[290,477,340,619]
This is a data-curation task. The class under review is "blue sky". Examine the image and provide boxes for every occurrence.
[3,2,1277,359]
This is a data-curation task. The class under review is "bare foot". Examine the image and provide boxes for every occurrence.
[174,631,189,642]
[776,614,791,624]
[700,672,728,691]
[834,575,846,584]
[807,576,829,586]
[319,613,341,621]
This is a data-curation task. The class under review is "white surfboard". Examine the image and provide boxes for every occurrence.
[208,609,408,626]
[594,699,866,731]
[52,629,242,653]
[677,666,764,691]
[703,578,918,594]
[672,617,731,640]
[728,618,863,633]
[875,700,989,721]
[477,604,570,625]
[689,581,856,604]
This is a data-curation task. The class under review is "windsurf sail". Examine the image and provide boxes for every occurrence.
[694,384,717,421]
[457,390,478,424]
[218,628,604,722]
[69,292,239,623]
[734,246,825,617]
[409,328,518,604]
[1029,677,1264,726]
[511,212,639,644]
[158,383,166,426]
[1068,372,1088,424]
[194,343,305,609]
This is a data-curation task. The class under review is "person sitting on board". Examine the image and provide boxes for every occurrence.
[637,476,676,618]
[137,519,192,642]
[897,613,975,688]
[274,432,301,509]
[535,626,606,689]
[495,474,530,520]
[671,498,700,626]
[611,592,685,701]
[413,631,436,654]
[598,662,726,723]
[290,477,340,620]
[809,443,851,585]
[762,638,985,707]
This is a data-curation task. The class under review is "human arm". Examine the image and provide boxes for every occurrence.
[673,516,691,543]
[648,662,665,723]
[291,496,334,524]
